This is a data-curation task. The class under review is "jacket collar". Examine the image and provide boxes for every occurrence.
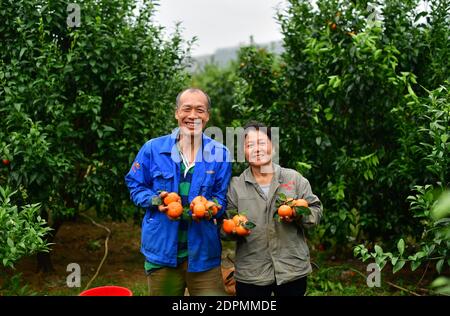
[243,163,282,184]
[158,127,214,160]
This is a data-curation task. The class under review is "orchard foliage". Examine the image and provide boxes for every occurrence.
[193,0,449,281]
[228,0,449,250]
[0,186,51,268]
[0,0,189,225]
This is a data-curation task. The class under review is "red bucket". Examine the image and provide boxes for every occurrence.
[79,286,133,296]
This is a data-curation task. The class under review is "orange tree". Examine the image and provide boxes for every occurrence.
[0,0,189,271]
[230,0,449,254]
[191,62,239,129]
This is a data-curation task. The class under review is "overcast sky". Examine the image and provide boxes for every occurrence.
[152,0,288,57]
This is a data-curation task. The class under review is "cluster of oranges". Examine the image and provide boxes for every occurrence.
[190,195,221,220]
[222,214,252,236]
[158,192,183,220]
[277,198,309,221]
[158,192,221,221]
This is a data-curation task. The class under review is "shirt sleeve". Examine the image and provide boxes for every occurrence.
[220,177,239,240]
[211,146,232,219]
[296,173,323,228]
[124,141,158,209]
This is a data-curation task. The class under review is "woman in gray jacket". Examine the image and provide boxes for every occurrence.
[225,121,323,296]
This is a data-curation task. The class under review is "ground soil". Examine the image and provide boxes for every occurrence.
[2,215,439,296]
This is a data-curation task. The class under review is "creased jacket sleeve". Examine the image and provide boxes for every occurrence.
[220,177,239,240]
[297,174,322,228]
[211,147,232,219]
[124,141,158,209]
[226,177,238,213]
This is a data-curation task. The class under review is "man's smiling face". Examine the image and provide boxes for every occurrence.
[175,90,210,137]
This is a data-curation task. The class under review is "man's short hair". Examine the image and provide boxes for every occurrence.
[243,120,272,141]
[175,88,211,111]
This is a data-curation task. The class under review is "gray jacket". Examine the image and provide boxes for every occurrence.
[226,163,322,286]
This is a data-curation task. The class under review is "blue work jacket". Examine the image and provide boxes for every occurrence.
[125,128,232,272]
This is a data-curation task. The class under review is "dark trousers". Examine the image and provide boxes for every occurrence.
[236,276,307,296]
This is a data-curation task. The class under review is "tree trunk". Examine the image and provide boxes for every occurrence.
[36,212,64,273]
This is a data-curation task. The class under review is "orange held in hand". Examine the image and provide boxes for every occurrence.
[277,205,293,217]
[190,196,222,220]
[232,214,247,226]
[228,214,252,236]
[190,196,207,209]
[193,203,207,218]
[166,202,183,219]
[235,225,250,236]
[205,200,221,216]
[222,219,236,234]
[293,199,308,208]
[164,192,181,206]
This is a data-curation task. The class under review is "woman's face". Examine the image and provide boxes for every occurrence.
[244,130,273,167]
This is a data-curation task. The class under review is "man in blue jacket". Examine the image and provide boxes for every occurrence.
[125,88,232,296]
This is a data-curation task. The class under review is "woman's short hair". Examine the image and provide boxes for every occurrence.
[243,120,272,141]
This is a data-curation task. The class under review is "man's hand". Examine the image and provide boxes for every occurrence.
[158,204,168,212]
[191,210,212,221]
[279,214,302,223]
[159,191,169,199]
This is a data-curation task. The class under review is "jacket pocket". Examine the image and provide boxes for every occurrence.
[142,218,162,253]
[204,222,221,259]
[152,171,174,192]
[198,173,215,198]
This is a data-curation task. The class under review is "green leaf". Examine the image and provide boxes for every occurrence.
[373,49,382,60]
[315,137,321,146]
[294,206,311,217]
[19,47,27,59]
[436,259,444,274]
[151,196,162,206]
[414,11,428,22]
[324,108,333,121]
[441,134,448,143]
[103,125,116,132]
[227,209,239,218]
[316,84,326,92]
[243,221,256,230]
[7,238,14,248]
[411,260,422,271]
[430,276,449,288]
[374,245,383,256]
[392,259,405,274]
[407,84,417,98]
[391,256,398,266]
[397,239,405,255]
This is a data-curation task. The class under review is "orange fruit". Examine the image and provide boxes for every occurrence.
[206,201,219,216]
[293,199,309,208]
[193,203,206,218]
[232,214,247,226]
[222,219,236,234]
[331,23,337,30]
[235,225,250,236]
[164,192,181,205]
[205,200,215,210]
[278,204,293,217]
[167,202,183,219]
[190,196,207,210]
[210,205,219,216]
